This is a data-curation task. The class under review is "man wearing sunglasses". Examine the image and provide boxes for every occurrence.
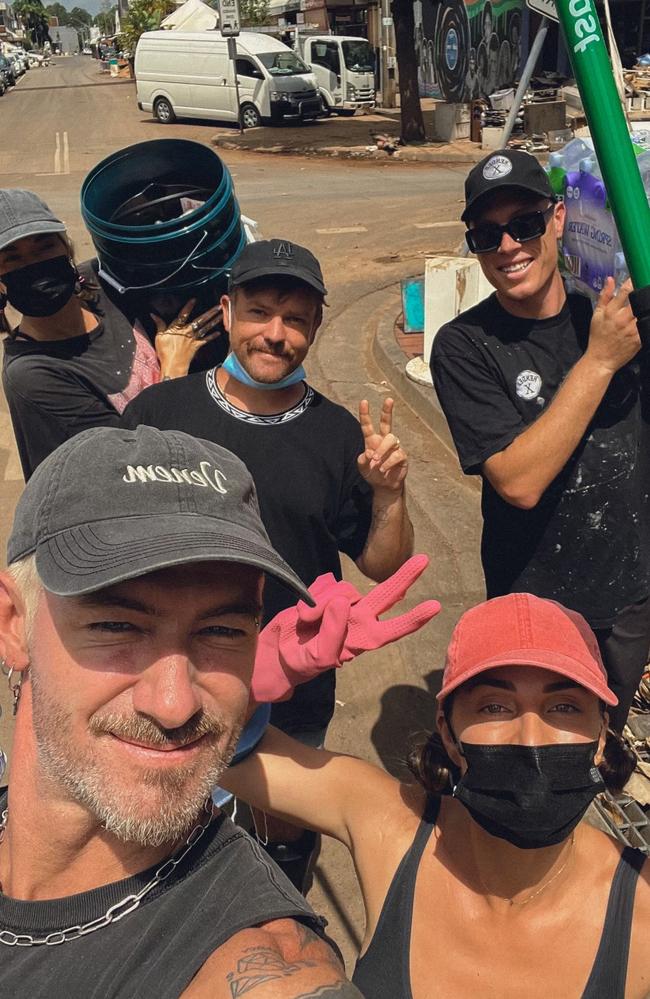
[431,148,646,732]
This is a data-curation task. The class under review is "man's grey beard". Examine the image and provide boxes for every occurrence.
[30,668,242,848]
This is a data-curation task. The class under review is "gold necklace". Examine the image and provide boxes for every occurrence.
[476,832,576,907]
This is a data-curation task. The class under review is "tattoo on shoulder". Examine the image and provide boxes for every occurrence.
[227,945,317,997]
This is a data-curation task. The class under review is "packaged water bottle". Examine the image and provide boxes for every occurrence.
[614,251,629,288]
[547,152,566,197]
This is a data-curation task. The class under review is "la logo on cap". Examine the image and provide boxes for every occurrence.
[483,155,513,181]
[273,241,294,259]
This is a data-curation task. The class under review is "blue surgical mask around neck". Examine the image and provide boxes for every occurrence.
[221,351,306,391]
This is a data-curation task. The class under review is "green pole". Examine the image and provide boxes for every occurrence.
[554,0,650,289]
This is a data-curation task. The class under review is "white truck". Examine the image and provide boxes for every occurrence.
[296,35,376,115]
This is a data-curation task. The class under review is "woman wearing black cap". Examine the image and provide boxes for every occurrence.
[226,593,649,998]
[0,188,222,480]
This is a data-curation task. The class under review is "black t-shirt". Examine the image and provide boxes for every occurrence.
[122,369,373,733]
[432,292,648,628]
[2,267,160,480]
[0,799,331,998]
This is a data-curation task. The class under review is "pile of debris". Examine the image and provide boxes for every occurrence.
[476,77,573,154]
[624,61,650,114]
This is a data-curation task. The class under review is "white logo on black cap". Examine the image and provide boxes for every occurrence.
[483,155,513,181]
[273,241,294,260]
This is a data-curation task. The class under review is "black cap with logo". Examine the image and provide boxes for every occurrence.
[462,149,554,223]
[8,425,314,604]
[229,238,327,297]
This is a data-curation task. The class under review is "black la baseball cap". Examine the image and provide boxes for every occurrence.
[8,425,314,604]
[462,149,554,223]
[229,238,327,297]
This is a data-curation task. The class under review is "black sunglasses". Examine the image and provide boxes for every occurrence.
[466,203,556,254]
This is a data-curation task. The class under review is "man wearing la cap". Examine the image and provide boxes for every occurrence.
[122,238,414,889]
[431,148,647,731]
[0,423,366,999]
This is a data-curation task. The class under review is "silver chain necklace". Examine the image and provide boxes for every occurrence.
[0,800,214,947]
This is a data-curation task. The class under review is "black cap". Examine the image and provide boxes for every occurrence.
[462,150,554,223]
[8,425,314,604]
[229,239,327,297]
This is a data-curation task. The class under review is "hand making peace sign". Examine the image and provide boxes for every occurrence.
[358,397,408,493]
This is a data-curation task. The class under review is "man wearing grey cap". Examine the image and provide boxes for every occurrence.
[123,238,414,889]
[431,148,647,731]
[0,424,362,998]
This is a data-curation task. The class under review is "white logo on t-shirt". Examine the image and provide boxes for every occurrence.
[482,155,513,181]
[515,370,543,400]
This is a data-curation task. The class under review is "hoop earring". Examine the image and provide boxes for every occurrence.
[6,665,25,717]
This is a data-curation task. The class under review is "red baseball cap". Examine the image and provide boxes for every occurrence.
[437,592,617,705]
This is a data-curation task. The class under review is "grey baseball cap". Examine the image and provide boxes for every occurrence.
[229,238,327,297]
[7,425,314,603]
[0,189,66,255]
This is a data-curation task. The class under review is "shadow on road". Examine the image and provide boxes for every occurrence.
[371,667,443,781]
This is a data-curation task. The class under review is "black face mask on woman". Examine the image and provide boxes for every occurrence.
[452,741,605,849]
[1,256,76,317]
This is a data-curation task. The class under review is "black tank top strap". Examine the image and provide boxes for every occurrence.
[352,796,441,999]
[581,846,645,999]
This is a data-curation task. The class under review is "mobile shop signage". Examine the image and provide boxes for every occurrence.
[219,0,241,36]
[525,0,558,22]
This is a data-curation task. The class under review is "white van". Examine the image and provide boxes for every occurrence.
[298,35,375,115]
[135,31,322,128]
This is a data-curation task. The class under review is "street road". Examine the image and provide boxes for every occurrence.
[0,56,484,964]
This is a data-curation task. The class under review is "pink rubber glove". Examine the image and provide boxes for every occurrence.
[251,555,441,703]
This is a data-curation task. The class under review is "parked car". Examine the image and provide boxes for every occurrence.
[0,55,16,87]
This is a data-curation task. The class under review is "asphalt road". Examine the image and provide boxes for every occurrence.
[0,56,484,965]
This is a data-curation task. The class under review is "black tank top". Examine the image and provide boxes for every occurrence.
[0,811,331,999]
[352,797,645,999]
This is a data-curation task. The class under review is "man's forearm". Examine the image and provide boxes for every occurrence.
[355,488,414,581]
[483,353,614,509]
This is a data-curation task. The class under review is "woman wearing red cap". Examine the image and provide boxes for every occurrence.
[225,592,649,998]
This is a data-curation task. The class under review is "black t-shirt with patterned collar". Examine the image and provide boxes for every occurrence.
[122,369,373,733]
[432,291,648,629]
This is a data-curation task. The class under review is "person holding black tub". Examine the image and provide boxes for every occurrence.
[0,189,221,480]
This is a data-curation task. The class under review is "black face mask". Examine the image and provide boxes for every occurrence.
[452,741,605,849]
[2,256,76,317]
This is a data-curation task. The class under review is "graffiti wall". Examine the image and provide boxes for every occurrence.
[414,0,524,102]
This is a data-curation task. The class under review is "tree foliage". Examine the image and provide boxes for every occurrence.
[119,0,174,51]
[13,0,51,46]
[69,6,93,25]
[239,0,269,27]
[44,1,69,23]
[94,3,118,34]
